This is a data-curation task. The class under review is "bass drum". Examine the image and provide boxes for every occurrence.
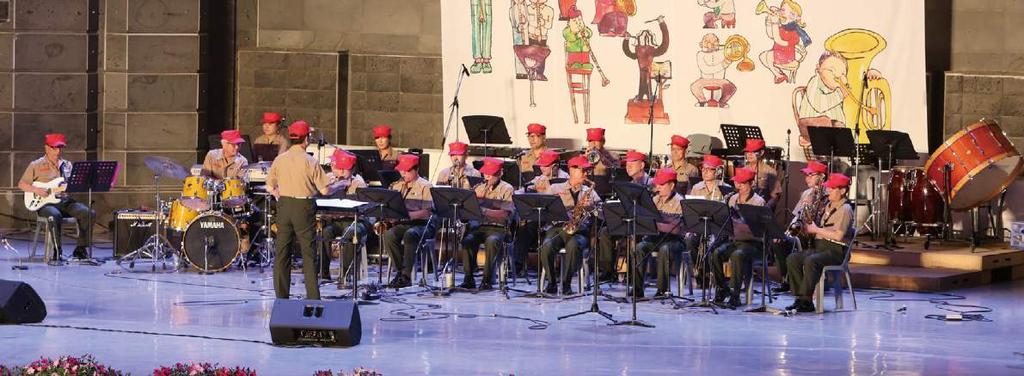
[182,213,241,272]
[925,119,1024,210]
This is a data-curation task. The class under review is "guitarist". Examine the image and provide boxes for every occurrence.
[18,133,94,260]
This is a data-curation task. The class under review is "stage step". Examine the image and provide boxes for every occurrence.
[851,240,1024,271]
[848,263,1024,292]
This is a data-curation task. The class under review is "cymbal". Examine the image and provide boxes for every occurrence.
[143,156,190,180]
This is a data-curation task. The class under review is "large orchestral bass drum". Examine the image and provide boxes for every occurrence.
[924,119,1024,210]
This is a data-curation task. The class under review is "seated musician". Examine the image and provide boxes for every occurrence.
[668,135,700,194]
[373,125,399,162]
[18,133,95,260]
[771,160,826,293]
[634,168,687,298]
[254,112,288,156]
[539,156,602,294]
[382,154,433,288]
[596,149,650,282]
[512,149,567,276]
[710,167,766,308]
[319,149,369,283]
[624,150,652,186]
[689,154,732,199]
[435,141,481,189]
[458,157,515,290]
[518,123,550,173]
[785,173,854,313]
[585,127,620,177]
[201,130,249,179]
[742,138,782,208]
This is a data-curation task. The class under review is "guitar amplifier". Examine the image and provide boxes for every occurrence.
[113,210,161,257]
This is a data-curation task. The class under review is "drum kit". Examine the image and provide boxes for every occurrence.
[117,156,276,273]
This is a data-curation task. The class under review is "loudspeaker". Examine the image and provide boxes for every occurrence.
[113,210,160,256]
[0,280,46,324]
[269,299,361,347]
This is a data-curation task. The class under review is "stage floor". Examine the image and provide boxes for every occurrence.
[1,237,1024,375]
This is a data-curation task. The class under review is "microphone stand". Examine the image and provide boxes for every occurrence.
[435,65,471,181]
[781,130,792,224]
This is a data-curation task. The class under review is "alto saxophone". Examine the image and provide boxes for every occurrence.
[563,184,595,236]
[787,187,825,238]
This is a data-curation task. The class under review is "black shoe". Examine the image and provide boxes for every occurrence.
[784,301,801,311]
[479,283,493,291]
[726,294,742,309]
[388,275,411,289]
[458,279,476,289]
[598,272,616,283]
[544,283,558,294]
[796,300,816,313]
[654,289,668,298]
[772,283,791,294]
[713,288,728,303]
[562,283,575,295]
[72,247,89,259]
[514,263,527,277]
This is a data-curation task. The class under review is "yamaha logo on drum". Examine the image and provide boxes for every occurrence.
[200,220,225,229]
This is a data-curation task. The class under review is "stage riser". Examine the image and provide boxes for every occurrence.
[849,264,1024,292]
[851,246,1024,271]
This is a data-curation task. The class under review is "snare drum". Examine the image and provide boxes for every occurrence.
[168,199,200,232]
[925,119,1024,210]
[180,176,210,211]
[220,177,248,208]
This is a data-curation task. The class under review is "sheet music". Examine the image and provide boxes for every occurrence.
[315,198,368,209]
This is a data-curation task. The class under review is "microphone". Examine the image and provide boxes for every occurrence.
[513,149,530,158]
[461,64,471,77]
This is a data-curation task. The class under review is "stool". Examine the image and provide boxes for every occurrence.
[703,85,722,107]
[30,216,78,262]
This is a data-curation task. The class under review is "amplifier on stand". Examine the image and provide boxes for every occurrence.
[113,210,161,257]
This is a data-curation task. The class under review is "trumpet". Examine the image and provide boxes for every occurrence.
[754,0,779,17]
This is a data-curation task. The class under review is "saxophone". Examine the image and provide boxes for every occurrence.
[787,187,825,238]
[563,184,595,236]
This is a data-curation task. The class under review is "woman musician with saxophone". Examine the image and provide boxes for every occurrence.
[435,141,481,189]
[318,149,370,283]
[458,158,515,290]
[539,155,602,295]
[769,160,826,293]
[784,173,854,313]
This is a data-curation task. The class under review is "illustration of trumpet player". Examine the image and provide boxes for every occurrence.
[470,0,493,74]
[698,0,736,29]
[564,5,610,124]
[756,0,811,84]
[690,33,753,108]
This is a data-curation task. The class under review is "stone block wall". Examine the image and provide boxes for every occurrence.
[235,50,338,141]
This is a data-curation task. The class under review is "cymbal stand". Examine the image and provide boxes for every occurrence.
[118,173,176,272]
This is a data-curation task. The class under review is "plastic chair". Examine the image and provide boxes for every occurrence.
[30,216,78,261]
[814,229,859,313]
[539,247,587,295]
[652,249,694,296]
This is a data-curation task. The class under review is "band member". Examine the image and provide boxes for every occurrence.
[201,129,249,179]
[742,138,782,208]
[18,133,95,260]
[710,167,766,308]
[669,135,699,194]
[459,158,515,290]
[266,120,330,300]
[623,150,651,186]
[519,123,550,173]
[254,112,288,156]
[785,173,854,313]
[771,160,826,293]
[383,154,434,288]
[319,149,369,283]
[373,125,399,162]
[512,149,566,275]
[689,154,732,200]
[634,168,686,298]
[436,141,481,188]
[585,128,620,177]
[539,156,601,294]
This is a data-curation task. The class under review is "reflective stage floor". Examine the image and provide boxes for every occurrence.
[1,238,1023,375]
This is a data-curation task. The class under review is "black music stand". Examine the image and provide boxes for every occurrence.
[356,188,410,297]
[429,187,483,295]
[607,183,660,327]
[736,204,783,313]
[463,115,512,157]
[315,197,377,305]
[807,126,856,172]
[377,170,401,189]
[251,144,279,163]
[866,130,918,247]
[349,149,383,183]
[720,124,763,156]
[679,199,732,313]
[512,193,569,299]
[66,160,119,264]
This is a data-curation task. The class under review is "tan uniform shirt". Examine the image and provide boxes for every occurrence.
[672,160,700,183]
[728,192,766,241]
[749,160,781,204]
[518,147,548,174]
[550,182,602,213]
[522,168,568,194]
[20,157,69,186]
[591,149,620,177]
[818,199,854,244]
[378,147,399,162]
[326,173,368,197]
[267,145,329,198]
[436,165,482,189]
[201,149,249,179]
[254,133,289,155]
[654,192,684,235]
[475,180,515,226]
[690,180,732,201]
[390,176,433,213]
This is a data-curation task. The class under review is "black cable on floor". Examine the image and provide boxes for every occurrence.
[19,323,282,347]
[379,296,550,330]
[859,289,994,322]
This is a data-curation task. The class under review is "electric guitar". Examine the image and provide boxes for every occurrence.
[24,178,67,211]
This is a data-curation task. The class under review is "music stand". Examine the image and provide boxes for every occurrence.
[66,160,119,264]
[315,198,376,304]
[251,144,279,163]
[866,130,918,247]
[720,124,763,156]
[736,204,783,313]
[377,170,401,189]
[679,199,732,313]
[807,126,856,172]
[607,183,660,328]
[512,193,569,299]
[349,149,383,183]
[429,187,483,295]
[356,188,410,297]
[463,115,512,157]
